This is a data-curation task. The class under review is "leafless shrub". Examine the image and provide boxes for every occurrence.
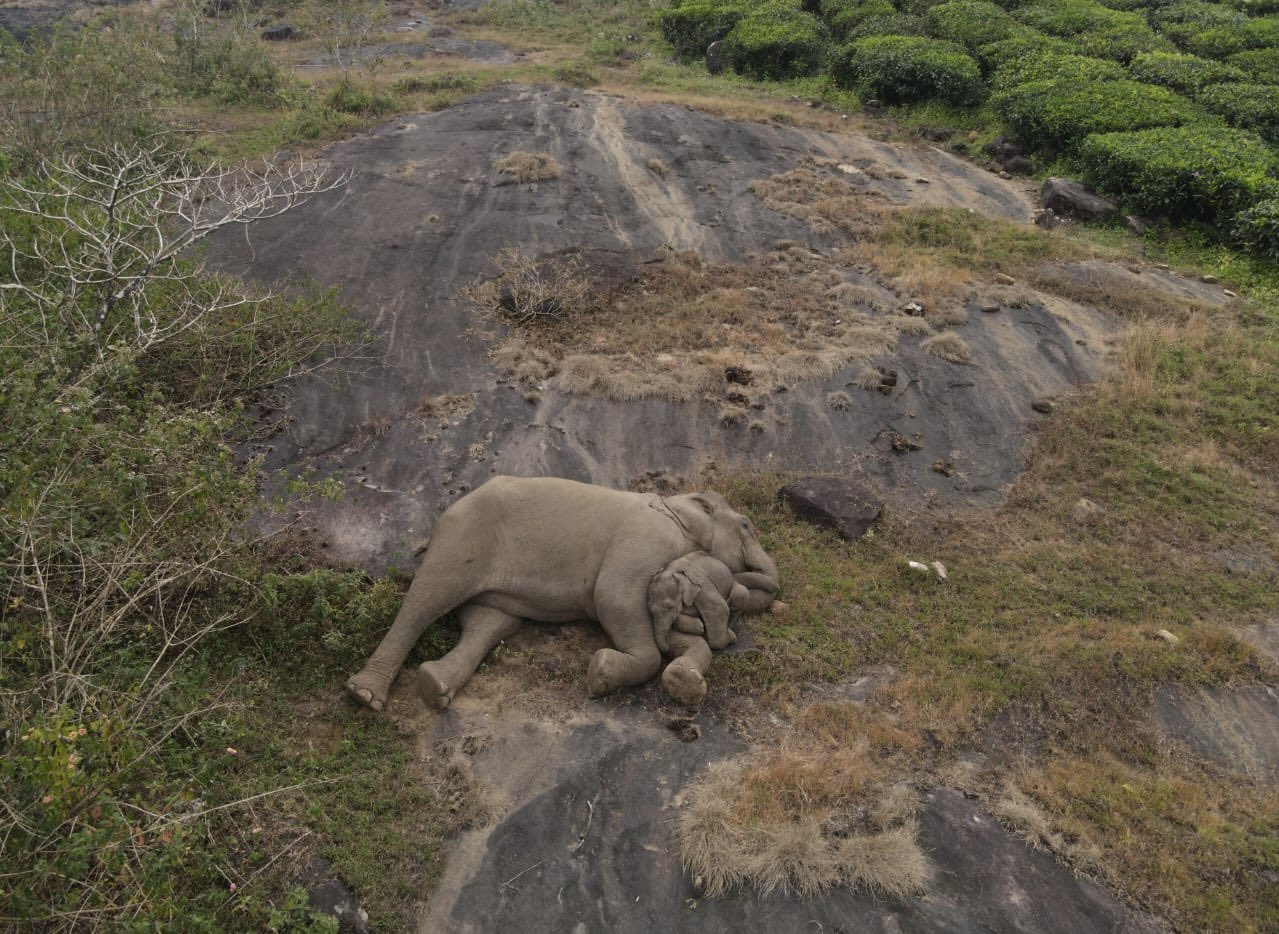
[827,390,852,411]
[494,151,562,185]
[461,247,593,325]
[921,331,971,364]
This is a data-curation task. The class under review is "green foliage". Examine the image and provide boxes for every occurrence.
[1149,0,1246,48]
[393,72,479,94]
[841,11,930,37]
[975,30,1078,69]
[657,0,748,58]
[1228,46,1279,79]
[1068,19,1172,61]
[173,19,286,105]
[821,0,896,38]
[1183,16,1279,59]
[1078,125,1279,220]
[925,0,1017,50]
[1232,198,1279,260]
[553,60,602,86]
[723,2,829,79]
[323,78,396,115]
[995,78,1205,150]
[1014,0,1139,36]
[1128,51,1249,93]
[1197,82,1279,138]
[831,34,985,103]
[991,50,1124,89]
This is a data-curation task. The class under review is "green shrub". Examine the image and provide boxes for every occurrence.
[724,2,829,79]
[976,30,1077,69]
[995,78,1205,149]
[831,34,985,103]
[842,13,930,37]
[174,25,285,105]
[657,0,749,59]
[925,0,1017,50]
[1228,47,1279,80]
[991,50,1124,89]
[1078,125,1278,219]
[1150,0,1246,48]
[1013,0,1133,35]
[1129,51,1249,92]
[1185,17,1279,59]
[1227,0,1279,12]
[821,0,895,37]
[1069,22,1172,61]
[1232,198,1279,259]
[324,79,395,115]
[1197,82,1279,138]
[393,72,478,94]
[553,60,601,86]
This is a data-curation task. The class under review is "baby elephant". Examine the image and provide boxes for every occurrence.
[648,551,751,653]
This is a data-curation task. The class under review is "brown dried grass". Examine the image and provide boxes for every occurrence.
[494,151,561,184]
[921,331,972,364]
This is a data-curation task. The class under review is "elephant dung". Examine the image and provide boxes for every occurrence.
[778,476,883,542]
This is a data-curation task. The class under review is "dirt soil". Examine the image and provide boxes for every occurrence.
[217,85,1128,572]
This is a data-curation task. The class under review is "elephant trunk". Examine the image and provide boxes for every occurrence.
[734,543,779,614]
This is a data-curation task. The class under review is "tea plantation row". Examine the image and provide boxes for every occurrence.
[659,0,1279,254]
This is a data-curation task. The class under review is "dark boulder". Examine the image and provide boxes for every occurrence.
[1003,155,1035,175]
[262,23,295,40]
[778,476,883,541]
[1040,177,1118,222]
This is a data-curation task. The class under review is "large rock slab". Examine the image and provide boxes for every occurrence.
[1040,178,1118,222]
[1154,683,1279,783]
[779,475,883,541]
[213,86,1107,571]
[420,699,1162,933]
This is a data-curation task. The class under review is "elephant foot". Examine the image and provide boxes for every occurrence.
[586,648,625,699]
[661,662,707,707]
[345,672,387,711]
[417,662,455,710]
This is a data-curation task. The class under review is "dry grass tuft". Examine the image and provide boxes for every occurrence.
[748,162,892,237]
[490,340,559,383]
[494,151,561,184]
[992,784,1102,871]
[921,331,972,364]
[415,392,476,424]
[647,157,668,179]
[1030,263,1216,322]
[893,315,934,337]
[827,390,852,411]
[853,365,884,390]
[678,749,929,899]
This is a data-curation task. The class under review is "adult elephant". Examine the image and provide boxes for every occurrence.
[345,476,779,711]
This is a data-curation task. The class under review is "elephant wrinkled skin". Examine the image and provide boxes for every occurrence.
[344,476,779,711]
[648,552,750,653]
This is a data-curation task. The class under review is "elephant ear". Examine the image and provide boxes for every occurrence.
[675,569,701,608]
[665,492,721,550]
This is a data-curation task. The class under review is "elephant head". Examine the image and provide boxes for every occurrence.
[664,492,779,612]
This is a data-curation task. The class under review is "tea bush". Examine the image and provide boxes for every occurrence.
[1150,0,1246,48]
[996,78,1205,150]
[822,0,895,38]
[1232,198,1279,259]
[925,0,1017,51]
[976,30,1077,69]
[724,1,828,78]
[844,12,930,37]
[1184,16,1279,59]
[1197,82,1279,139]
[831,35,984,103]
[1078,125,1279,220]
[1128,51,1249,93]
[658,0,749,58]
[1070,21,1173,62]
[991,50,1124,90]
[1228,46,1279,79]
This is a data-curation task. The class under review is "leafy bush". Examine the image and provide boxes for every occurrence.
[976,30,1077,69]
[393,72,478,93]
[1228,46,1279,80]
[831,35,985,103]
[1014,0,1136,36]
[1150,0,1246,48]
[1184,17,1279,59]
[324,78,396,115]
[995,78,1206,149]
[1069,21,1172,61]
[1078,125,1279,219]
[174,29,286,105]
[925,0,1017,50]
[991,50,1124,89]
[724,2,829,79]
[1128,51,1249,93]
[1197,82,1279,139]
[821,0,895,38]
[1232,198,1279,259]
[841,12,930,37]
[658,0,749,58]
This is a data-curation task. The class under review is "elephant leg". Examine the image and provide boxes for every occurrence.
[661,631,713,707]
[346,525,483,711]
[695,591,735,650]
[586,577,663,699]
[417,604,522,710]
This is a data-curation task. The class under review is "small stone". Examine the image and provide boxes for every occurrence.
[979,302,1000,313]
[1031,399,1054,414]
[900,301,925,316]
[932,561,949,581]
[1125,215,1150,236]
[1224,289,1237,297]
[891,432,922,453]
[906,560,931,575]
[999,171,1012,179]
[1201,274,1218,284]
[1156,263,1170,270]
[261,23,295,40]
[1072,497,1103,524]
[994,273,1015,285]
[769,600,789,616]
[916,177,931,184]
[779,477,883,542]
[706,40,725,75]
[1156,629,1180,645]
[932,460,956,476]
[967,130,979,140]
